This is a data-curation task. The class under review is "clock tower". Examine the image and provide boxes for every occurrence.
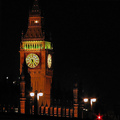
[20,0,53,114]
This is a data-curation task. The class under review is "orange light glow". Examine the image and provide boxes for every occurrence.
[90,98,96,105]
[37,92,43,100]
[30,92,35,97]
[84,98,88,102]
[35,20,39,23]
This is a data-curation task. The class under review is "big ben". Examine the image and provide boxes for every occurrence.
[20,0,53,114]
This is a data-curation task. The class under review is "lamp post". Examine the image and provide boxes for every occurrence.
[83,98,96,110]
[34,90,38,115]
[30,90,43,115]
[30,92,35,114]
[82,98,89,119]
[90,98,96,111]
[84,98,89,103]
[82,98,97,119]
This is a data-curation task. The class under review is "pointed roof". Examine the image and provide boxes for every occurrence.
[20,59,29,80]
[45,103,48,107]
[41,101,44,106]
[29,0,41,17]
[24,27,44,39]
[23,0,44,40]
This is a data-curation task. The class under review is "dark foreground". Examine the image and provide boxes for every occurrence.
[0,113,95,120]
[0,113,118,120]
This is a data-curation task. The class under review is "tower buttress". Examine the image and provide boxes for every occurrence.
[73,83,79,118]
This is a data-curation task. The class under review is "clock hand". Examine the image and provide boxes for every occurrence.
[31,59,34,63]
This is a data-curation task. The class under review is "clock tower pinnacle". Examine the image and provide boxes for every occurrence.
[30,0,41,16]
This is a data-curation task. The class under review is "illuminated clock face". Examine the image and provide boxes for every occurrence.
[26,53,39,68]
[47,54,52,68]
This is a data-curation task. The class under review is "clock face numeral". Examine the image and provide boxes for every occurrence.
[47,54,52,68]
[26,53,40,68]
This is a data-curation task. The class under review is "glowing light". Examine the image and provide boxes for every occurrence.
[92,98,96,102]
[13,81,16,84]
[35,20,39,23]
[5,110,7,113]
[15,108,18,113]
[6,77,8,79]
[91,98,96,105]
[96,113,103,120]
[98,116,101,119]
[83,108,88,111]
[26,53,39,68]
[45,41,53,49]
[37,92,43,100]
[47,54,52,68]
[39,93,43,96]
[84,98,88,102]
[30,92,35,97]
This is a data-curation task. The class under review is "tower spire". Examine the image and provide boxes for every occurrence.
[30,0,41,16]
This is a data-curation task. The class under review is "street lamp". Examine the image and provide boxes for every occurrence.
[90,98,96,110]
[30,92,35,97]
[82,98,97,119]
[37,92,43,100]
[30,91,43,115]
[82,98,89,119]
[83,98,96,110]
[83,98,88,103]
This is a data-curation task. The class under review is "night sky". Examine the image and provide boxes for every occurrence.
[1,0,120,112]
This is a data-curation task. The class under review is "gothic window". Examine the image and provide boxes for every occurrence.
[38,44,40,48]
[40,44,42,49]
[31,21,34,26]
[30,44,32,49]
